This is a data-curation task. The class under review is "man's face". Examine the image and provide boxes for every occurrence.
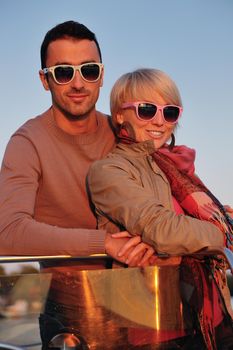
[40,38,103,120]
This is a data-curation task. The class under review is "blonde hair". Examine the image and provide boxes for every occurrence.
[110,68,182,126]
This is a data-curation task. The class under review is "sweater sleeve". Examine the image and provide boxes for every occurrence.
[0,135,106,256]
[88,158,224,256]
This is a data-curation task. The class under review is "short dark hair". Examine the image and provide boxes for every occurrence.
[40,20,102,68]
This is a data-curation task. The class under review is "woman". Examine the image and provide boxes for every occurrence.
[88,68,233,349]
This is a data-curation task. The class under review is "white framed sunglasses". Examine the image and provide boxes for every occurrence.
[43,62,103,84]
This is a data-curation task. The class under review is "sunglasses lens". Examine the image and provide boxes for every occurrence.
[81,64,101,81]
[163,106,180,123]
[54,66,74,84]
[138,103,157,120]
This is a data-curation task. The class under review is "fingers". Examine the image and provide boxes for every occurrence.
[138,246,155,266]
[125,243,155,266]
[224,205,233,212]
[117,236,141,257]
[224,205,233,218]
[149,255,159,265]
[125,242,147,264]
[127,251,144,267]
[106,231,159,268]
[111,231,132,238]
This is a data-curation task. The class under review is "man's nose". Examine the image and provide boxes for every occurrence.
[70,69,85,89]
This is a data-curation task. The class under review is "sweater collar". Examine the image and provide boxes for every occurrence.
[41,107,107,145]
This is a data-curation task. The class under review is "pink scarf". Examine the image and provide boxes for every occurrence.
[155,145,233,249]
[153,145,233,349]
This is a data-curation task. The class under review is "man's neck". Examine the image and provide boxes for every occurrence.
[51,106,98,135]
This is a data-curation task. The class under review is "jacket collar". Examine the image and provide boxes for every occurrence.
[115,140,156,157]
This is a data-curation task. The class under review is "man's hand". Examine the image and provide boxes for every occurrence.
[108,231,155,267]
[104,231,132,264]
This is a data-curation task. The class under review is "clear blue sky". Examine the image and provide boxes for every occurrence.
[1,0,233,206]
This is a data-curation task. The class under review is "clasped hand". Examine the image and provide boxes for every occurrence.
[105,231,155,267]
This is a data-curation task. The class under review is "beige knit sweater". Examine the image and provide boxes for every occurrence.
[0,107,115,260]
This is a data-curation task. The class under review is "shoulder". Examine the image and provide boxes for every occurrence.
[2,110,51,163]
[96,111,115,134]
[87,155,126,196]
[88,147,138,184]
[2,115,47,170]
[13,109,50,141]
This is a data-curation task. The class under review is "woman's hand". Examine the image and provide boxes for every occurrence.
[149,255,182,266]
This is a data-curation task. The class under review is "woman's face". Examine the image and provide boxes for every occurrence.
[117,94,176,149]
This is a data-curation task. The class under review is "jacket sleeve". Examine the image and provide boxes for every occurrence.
[0,135,105,256]
[88,158,224,256]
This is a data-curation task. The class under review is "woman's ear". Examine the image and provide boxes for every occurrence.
[116,113,124,125]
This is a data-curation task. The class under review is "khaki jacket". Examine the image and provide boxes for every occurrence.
[88,140,224,255]
[88,140,233,319]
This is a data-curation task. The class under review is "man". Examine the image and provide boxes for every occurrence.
[0,20,153,347]
[0,20,132,259]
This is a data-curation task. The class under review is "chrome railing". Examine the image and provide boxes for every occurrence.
[0,248,232,350]
[0,247,232,269]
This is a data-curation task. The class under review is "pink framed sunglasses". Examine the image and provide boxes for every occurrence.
[121,101,183,124]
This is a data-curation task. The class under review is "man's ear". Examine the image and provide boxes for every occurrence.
[39,70,50,91]
[116,113,124,125]
[99,65,104,87]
